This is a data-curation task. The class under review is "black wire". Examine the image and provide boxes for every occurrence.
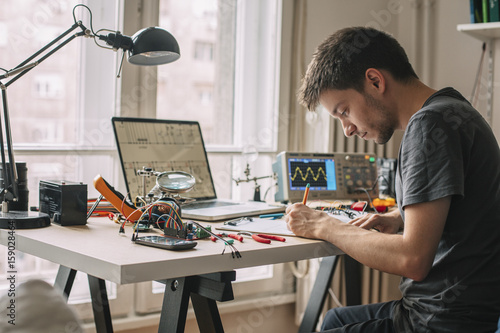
[72,4,96,35]
[191,221,242,258]
[263,185,272,201]
[0,68,7,73]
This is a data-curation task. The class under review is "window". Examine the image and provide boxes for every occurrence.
[2,0,118,203]
[134,0,286,314]
[0,0,131,321]
[1,0,288,326]
[194,41,214,61]
[33,74,64,99]
[156,0,281,201]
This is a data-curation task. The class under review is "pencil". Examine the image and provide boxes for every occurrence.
[302,183,310,204]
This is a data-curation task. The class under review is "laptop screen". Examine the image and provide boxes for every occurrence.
[112,117,217,201]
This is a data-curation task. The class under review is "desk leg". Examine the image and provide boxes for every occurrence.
[88,275,114,333]
[158,277,192,333]
[158,272,235,333]
[344,255,362,306]
[54,265,77,299]
[298,256,339,333]
[191,293,224,333]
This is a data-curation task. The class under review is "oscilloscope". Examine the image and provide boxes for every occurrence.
[272,151,379,203]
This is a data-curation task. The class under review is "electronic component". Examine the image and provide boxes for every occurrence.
[273,152,378,203]
[39,180,87,226]
[134,235,197,251]
[377,158,397,198]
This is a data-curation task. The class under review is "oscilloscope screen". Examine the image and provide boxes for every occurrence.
[288,158,337,191]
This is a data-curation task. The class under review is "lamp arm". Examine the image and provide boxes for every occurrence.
[0,85,15,202]
[0,20,90,207]
[4,21,90,88]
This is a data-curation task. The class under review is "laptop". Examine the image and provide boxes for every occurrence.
[112,117,284,221]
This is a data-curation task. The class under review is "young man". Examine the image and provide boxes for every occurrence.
[285,27,500,332]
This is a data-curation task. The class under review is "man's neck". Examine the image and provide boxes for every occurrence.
[392,80,437,130]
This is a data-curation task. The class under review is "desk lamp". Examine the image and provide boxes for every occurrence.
[0,5,180,229]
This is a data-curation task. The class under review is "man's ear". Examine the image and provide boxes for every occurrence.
[365,68,386,93]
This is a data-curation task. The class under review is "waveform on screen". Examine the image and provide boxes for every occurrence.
[290,166,327,182]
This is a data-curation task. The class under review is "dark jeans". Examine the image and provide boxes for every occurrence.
[320,301,397,333]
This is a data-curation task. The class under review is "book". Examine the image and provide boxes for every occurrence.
[483,0,489,22]
[490,0,500,22]
[471,0,484,23]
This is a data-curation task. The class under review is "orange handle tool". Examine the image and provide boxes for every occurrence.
[93,174,142,221]
[228,234,244,242]
[257,234,286,242]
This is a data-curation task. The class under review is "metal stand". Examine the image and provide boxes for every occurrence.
[233,163,272,202]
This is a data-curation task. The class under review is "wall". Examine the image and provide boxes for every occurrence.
[295,0,499,153]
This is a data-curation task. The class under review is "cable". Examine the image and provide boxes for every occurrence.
[470,42,487,107]
[328,287,343,308]
[263,185,272,201]
[354,188,376,212]
[93,28,118,50]
[72,4,96,35]
[190,221,242,258]
[71,4,120,52]
[288,260,309,279]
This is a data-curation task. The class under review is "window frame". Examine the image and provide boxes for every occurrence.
[3,0,296,325]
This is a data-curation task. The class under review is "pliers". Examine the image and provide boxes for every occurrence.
[237,232,286,244]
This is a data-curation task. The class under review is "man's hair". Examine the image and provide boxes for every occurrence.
[298,27,418,110]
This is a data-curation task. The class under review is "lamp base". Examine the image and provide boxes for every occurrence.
[0,211,51,229]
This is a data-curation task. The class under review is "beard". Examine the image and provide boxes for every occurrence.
[362,92,396,144]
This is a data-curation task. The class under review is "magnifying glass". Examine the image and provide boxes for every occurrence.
[156,171,196,194]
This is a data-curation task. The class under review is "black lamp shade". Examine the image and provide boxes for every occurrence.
[128,27,180,66]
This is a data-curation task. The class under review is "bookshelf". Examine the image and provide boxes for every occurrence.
[457,22,500,41]
[457,23,498,125]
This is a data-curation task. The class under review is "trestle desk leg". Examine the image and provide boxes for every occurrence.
[88,274,114,333]
[298,256,339,333]
[344,255,362,306]
[158,277,192,333]
[54,265,77,300]
[158,271,235,333]
[191,293,224,333]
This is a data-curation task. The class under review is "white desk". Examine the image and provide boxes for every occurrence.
[0,218,345,332]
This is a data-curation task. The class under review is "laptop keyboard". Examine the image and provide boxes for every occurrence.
[183,201,240,209]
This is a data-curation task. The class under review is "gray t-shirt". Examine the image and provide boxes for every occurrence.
[393,87,500,333]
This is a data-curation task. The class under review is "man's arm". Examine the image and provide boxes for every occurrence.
[285,196,451,281]
[348,208,403,234]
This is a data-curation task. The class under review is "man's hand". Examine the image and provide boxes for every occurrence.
[285,197,450,281]
[285,203,339,239]
[348,209,403,234]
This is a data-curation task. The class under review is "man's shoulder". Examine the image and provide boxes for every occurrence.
[408,88,483,133]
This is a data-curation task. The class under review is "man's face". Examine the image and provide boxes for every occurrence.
[319,88,397,144]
